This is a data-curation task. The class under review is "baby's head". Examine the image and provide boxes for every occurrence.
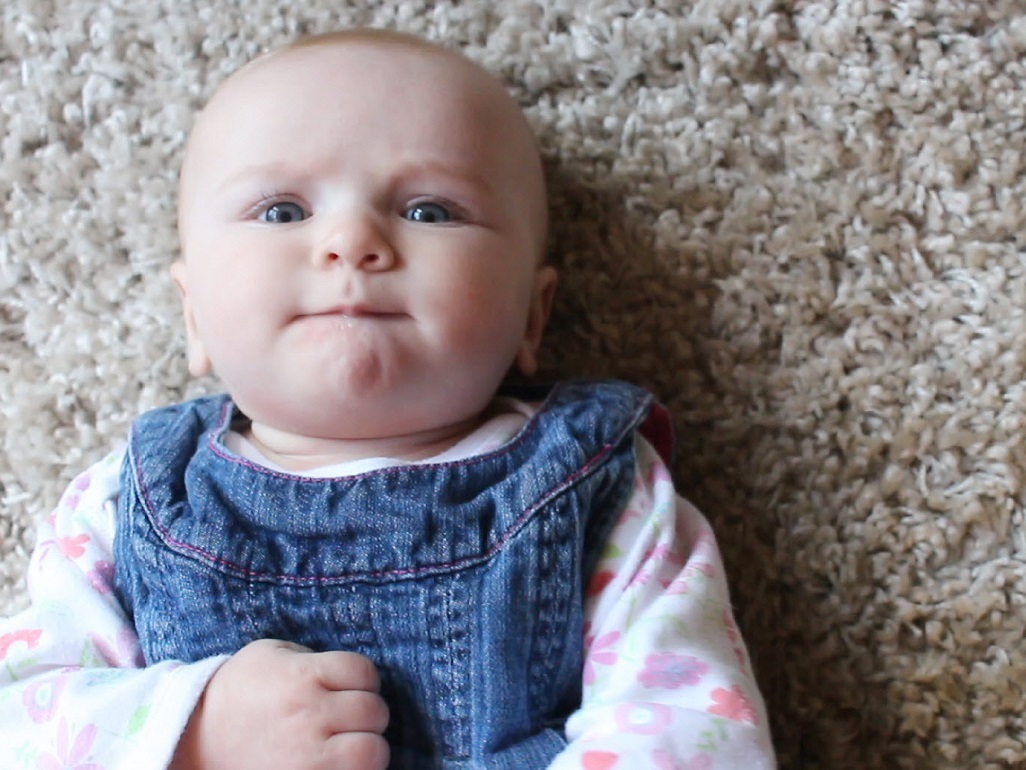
[171,30,557,453]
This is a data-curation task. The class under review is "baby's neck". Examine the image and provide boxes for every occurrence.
[242,415,484,471]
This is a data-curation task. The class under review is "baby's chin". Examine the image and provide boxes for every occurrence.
[227,360,504,462]
[242,408,486,468]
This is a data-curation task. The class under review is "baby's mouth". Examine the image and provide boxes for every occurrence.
[297,304,407,321]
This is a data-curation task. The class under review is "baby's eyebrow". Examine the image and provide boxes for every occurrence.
[213,163,297,195]
[208,159,497,204]
[395,161,495,198]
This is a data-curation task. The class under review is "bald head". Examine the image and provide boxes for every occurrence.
[167,29,560,445]
[177,30,548,257]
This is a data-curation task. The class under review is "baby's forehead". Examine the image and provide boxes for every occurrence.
[188,38,534,170]
[189,38,517,159]
[218,35,486,100]
[192,47,512,162]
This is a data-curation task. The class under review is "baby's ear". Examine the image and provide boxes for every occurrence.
[169,261,213,377]
[515,266,558,376]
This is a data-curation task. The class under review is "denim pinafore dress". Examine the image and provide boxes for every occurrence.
[114,380,661,769]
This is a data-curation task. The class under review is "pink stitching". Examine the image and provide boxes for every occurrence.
[135,442,617,584]
[129,385,650,584]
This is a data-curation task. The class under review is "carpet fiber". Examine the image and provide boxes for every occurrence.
[3,2,1025,767]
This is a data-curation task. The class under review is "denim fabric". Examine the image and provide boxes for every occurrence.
[114,380,655,769]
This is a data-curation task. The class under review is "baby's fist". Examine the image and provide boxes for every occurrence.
[172,639,389,770]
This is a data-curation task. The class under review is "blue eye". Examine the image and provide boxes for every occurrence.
[260,201,307,224]
[405,201,453,224]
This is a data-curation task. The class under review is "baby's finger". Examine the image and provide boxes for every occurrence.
[323,689,390,735]
[274,639,314,654]
[324,731,390,770]
[309,650,381,692]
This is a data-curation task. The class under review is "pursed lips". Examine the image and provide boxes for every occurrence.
[296,304,406,320]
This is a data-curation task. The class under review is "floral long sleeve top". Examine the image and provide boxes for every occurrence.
[0,409,775,769]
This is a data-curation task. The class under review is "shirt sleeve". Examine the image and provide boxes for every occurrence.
[0,450,227,770]
[550,434,778,769]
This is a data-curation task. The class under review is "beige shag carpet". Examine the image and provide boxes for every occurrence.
[3,1,1026,767]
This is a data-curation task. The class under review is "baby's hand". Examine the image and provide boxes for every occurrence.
[171,638,390,770]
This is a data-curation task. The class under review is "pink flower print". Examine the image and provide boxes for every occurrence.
[57,474,92,512]
[666,561,716,596]
[628,544,686,592]
[582,751,619,770]
[709,685,759,725]
[666,573,692,596]
[23,673,68,723]
[88,628,144,668]
[587,569,616,597]
[583,631,620,685]
[653,749,713,770]
[626,566,655,591]
[645,543,686,567]
[734,645,747,670]
[37,719,105,770]
[692,528,716,553]
[723,609,739,644]
[686,561,716,579]
[0,628,43,661]
[614,702,673,735]
[86,561,115,594]
[59,535,91,559]
[639,653,709,689]
[41,535,91,561]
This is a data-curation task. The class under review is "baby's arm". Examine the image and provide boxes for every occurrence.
[0,450,390,770]
[0,451,225,768]
[551,435,777,769]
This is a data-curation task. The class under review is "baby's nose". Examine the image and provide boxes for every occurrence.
[318,213,395,271]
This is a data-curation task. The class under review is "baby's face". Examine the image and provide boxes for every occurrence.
[172,38,555,443]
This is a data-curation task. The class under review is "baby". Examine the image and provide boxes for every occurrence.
[0,30,776,770]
